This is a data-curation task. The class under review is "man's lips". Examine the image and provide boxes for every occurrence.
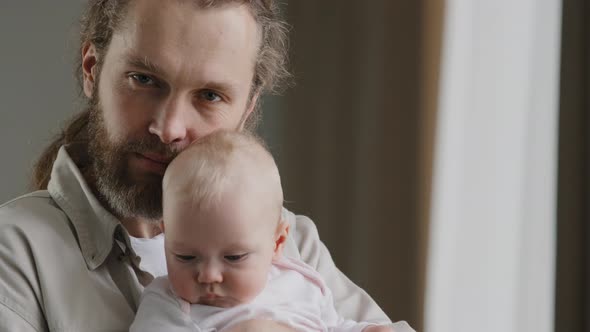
[139,152,173,164]
[133,152,172,175]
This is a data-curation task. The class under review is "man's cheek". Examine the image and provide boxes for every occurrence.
[116,94,158,132]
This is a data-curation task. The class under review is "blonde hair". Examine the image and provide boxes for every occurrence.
[163,130,283,218]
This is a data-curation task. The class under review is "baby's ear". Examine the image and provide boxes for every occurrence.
[272,220,290,260]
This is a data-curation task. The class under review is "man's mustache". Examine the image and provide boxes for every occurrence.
[120,136,182,160]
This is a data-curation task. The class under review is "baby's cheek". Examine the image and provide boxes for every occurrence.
[231,268,270,303]
[168,265,198,303]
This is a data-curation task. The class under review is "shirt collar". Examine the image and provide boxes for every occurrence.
[47,144,126,270]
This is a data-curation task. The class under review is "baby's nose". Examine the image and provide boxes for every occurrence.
[196,262,223,284]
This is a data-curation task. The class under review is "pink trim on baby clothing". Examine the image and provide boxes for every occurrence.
[272,257,328,295]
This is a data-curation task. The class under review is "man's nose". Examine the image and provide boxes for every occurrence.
[148,96,190,145]
[196,261,223,284]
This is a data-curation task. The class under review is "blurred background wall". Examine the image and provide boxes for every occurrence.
[0,1,86,202]
[259,2,443,329]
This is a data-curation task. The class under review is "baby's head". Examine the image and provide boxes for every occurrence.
[162,130,287,308]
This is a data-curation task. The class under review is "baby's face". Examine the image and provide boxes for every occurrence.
[163,186,281,308]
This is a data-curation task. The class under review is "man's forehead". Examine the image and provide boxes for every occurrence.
[123,0,260,44]
[109,1,259,86]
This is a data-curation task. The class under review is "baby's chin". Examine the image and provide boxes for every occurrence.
[195,296,243,308]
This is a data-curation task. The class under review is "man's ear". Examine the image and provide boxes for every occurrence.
[272,221,290,261]
[160,221,165,233]
[81,42,99,98]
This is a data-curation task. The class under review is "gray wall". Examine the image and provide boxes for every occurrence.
[0,2,85,203]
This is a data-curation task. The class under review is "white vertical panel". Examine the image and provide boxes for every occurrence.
[425,1,561,331]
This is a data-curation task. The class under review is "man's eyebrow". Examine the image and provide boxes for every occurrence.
[125,55,164,76]
[202,81,238,94]
[125,55,240,94]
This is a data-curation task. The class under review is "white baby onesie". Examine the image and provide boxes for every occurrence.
[130,257,413,332]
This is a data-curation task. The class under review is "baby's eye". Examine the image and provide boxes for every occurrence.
[175,254,196,262]
[224,254,248,262]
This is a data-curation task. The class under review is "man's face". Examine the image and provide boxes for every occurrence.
[164,182,279,307]
[83,0,261,221]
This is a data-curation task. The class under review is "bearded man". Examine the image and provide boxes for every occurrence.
[0,1,405,331]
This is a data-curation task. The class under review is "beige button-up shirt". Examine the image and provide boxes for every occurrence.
[0,145,392,331]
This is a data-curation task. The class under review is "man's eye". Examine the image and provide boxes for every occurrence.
[175,254,195,262]
[224,254,248,262]
[199,90,222,102]
[130,74,156,86]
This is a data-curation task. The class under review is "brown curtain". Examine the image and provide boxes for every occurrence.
[554,0,589,331]
[258,1,444,330]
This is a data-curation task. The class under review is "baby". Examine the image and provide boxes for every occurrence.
[130,130,406,332]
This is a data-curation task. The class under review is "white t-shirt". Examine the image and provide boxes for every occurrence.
[129,233,168,278]
[129,257,413,332]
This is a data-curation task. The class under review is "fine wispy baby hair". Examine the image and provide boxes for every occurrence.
[163,130,283,218]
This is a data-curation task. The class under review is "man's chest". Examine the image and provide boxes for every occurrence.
[37,246,143,331]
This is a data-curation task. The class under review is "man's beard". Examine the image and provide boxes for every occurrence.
[86,103,180,223]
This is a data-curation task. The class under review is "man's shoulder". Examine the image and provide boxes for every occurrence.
[1,190,58,211]
[140,276,190,313]
[283,208,318,235]
[282,208,326,267]
[145,276,172,294]
[0,190,70,237]
[143,276,180,303]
